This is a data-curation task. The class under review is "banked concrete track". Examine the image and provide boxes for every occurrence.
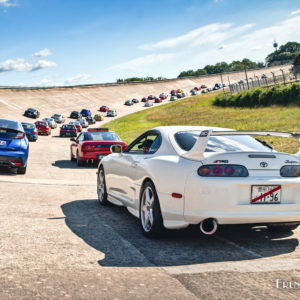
[0,64,300,300]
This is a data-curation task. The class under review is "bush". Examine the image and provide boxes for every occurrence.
[214,83,300,107]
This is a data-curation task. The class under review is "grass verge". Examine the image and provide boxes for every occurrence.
[106,92,300,153]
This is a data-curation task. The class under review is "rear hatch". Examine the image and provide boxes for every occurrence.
[82,141,126,154]
[203,152,300,176]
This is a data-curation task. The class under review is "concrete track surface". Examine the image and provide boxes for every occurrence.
[1,66,300,300]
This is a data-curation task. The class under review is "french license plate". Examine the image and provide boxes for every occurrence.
[0,140,5,145]
[251,185,281,204]
[97,155,103,160]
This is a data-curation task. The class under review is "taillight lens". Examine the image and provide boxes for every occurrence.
[31,132,37,135]
[280,165,300,177]
[198,165,248,177]
[15,132,25,139]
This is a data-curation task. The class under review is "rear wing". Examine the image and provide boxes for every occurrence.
[182,130,300,161]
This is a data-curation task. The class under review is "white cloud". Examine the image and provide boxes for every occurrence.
[0,0,17,7]
[291,9,300,15]
[64,74,91,84]
[107,53,176,71]
[0,58,57,73]
[0,59,31,72]
[139,23,253,51]
[31,60,56,71]
[33,48,53,57]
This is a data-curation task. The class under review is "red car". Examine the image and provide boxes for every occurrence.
[70,128,127,166]
[155,98,162,103]
[141,97,149,102]
[201,85,207,89]
[35,121,51,135]
[100,106,109,112]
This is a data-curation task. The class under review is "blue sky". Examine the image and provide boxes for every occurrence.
[0,0,300,86]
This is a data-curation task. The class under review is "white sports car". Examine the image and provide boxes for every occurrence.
[97,126,300,238]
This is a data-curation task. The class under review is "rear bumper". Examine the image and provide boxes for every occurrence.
[0,151,28,168]
[183,174,300,225]
[80,152,109,161]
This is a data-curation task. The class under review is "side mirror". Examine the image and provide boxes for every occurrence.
[70,138,76,142]
[111,145,122,153]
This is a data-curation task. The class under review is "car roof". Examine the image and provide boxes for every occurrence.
[0,118,24,132]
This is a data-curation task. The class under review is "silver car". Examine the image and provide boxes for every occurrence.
[43,117,57,129]
[170,95,177,101]
[107,109,117,117]
[77,118,88,128]
[51,114,65,124]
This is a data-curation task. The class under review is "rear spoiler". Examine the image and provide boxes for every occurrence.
[182,130,300,161]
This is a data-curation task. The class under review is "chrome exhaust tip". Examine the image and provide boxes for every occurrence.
[200,218,218,235]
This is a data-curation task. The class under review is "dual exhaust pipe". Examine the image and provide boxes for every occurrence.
[200,218,218,235]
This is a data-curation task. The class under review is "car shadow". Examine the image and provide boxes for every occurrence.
[52,160,97,169]
[61,199,299,268]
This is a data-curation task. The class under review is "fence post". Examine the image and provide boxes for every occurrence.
[280,69,286,85]
[271,72,276,85]
[243,62,250,90]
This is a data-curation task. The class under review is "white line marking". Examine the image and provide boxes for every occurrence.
[0,98,22,110]
[216,235,263,258]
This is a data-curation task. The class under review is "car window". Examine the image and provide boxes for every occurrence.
[174,131,272,152]
[126,133,161,154]
[85,132,120,141]
[22,123,35,129]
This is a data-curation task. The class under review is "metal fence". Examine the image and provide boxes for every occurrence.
[229,71,299,93]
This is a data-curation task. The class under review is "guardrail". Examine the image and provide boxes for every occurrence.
[229,71,299,93]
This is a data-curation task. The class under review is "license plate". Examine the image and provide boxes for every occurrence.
[66,132,70,136]
[251,185,281,204]
[97,155,103,160]
[0,140,5,145]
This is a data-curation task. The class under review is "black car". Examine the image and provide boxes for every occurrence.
[132,98,139,103]
[147,95,155,100]
[86,116,96,124]
[70,111,82,119]
[24,108,40,119]
[60,124,77,137]
[124,100,133,106]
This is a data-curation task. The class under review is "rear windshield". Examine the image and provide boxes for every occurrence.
[174,131,272,152]
[62,125,75,130]
[0,128,21,139]
[36,122,46,126]
[22,123,35,130]
[85,131,120,141]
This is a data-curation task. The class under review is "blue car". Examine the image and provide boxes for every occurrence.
[80,109,91,117]
[21,122,38,142]
[0,118,29,174]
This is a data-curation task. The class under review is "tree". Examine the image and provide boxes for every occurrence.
[292,53,300,74]
[265,41,300,66]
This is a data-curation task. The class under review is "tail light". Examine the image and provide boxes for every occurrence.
[31,132,37,135]
[15,132,26,139]
[198,165,248,177]
[280,165,300,177]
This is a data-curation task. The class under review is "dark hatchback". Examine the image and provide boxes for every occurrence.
[60,124,77,137]
[24,108,40,119]
[70,111,82,119]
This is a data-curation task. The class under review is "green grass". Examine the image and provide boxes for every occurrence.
[106,92,300,154]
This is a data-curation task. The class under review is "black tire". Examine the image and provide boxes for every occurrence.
[70,148,76,161]
[76,150,82,166]
[97,166,109,205]
[139,181,164,238]
[268,224,299,232]
[17,166,26,174]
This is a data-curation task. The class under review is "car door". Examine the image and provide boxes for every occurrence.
[71,132,82,158]
[107,131,162,207]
